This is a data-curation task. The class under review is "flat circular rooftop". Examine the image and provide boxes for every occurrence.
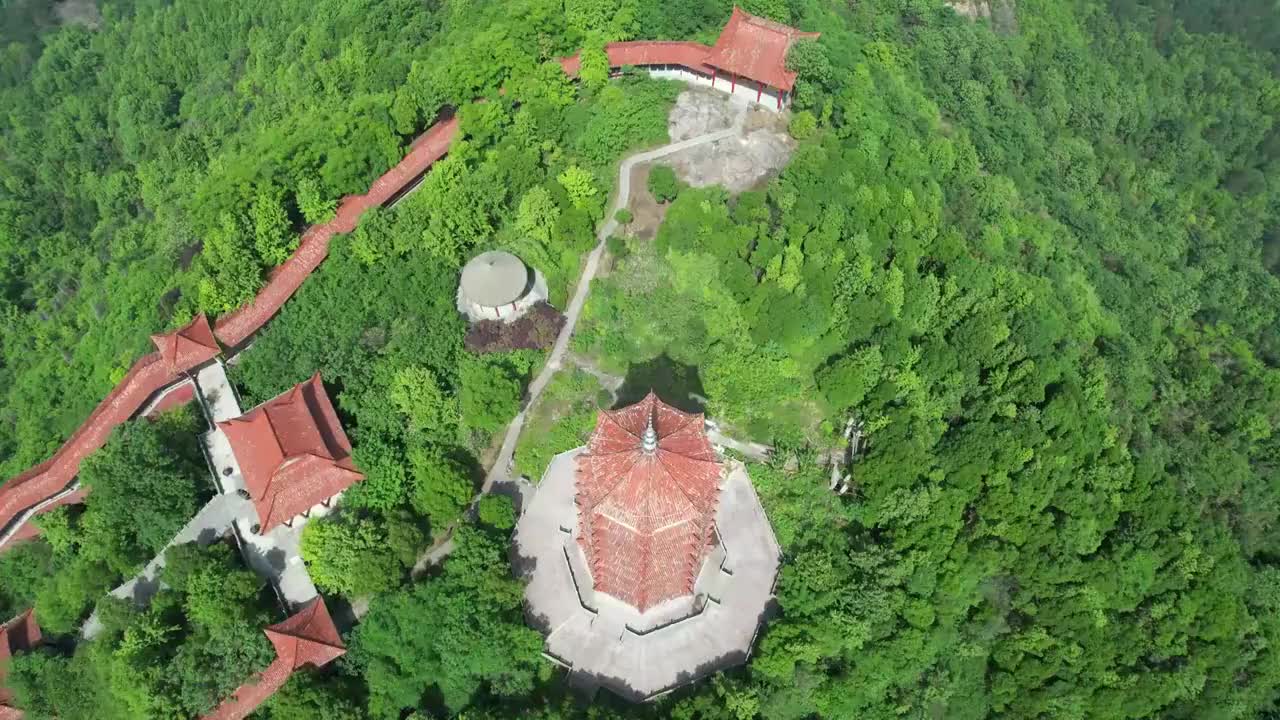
[459,251,530,308]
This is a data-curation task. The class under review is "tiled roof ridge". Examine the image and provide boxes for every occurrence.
[653,449,722,510]
[661,409,700,436]
[630,454,699,522]
[216,413,284,500]
[596,408,642,441]
[577,450,640,509]
[150,312,218,349]
[270,598,344,651]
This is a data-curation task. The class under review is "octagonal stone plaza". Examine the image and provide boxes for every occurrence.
[513,392,781,701]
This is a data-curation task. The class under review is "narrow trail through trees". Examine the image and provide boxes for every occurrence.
[480,124,740,493]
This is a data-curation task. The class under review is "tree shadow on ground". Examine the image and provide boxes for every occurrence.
[615,355,706,413]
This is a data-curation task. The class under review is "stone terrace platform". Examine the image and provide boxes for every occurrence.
[513,449,780,701]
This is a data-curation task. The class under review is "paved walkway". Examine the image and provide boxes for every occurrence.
[707,430,772,461]
[566,353,624,404]
[0,481,83,549]
[83,360,324,637]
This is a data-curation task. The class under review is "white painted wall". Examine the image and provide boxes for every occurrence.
[645,65,787,111]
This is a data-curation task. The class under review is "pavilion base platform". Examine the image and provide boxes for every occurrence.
[513,449,780,702]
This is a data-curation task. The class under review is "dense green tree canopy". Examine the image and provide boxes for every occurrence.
[347,523,544,717]
[0,409,207,635]
[8,542,275,719]
[2,0,1279,718]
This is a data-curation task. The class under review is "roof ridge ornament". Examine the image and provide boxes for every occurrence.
[641,410,658,454]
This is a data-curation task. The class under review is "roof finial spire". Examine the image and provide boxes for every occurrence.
[642,410,658,453]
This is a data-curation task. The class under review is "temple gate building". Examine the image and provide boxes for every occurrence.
[560,7,821,111]
[456,250,549,323]
[514,392,781,701]
[699,7,820,108]
[217,373,363,533]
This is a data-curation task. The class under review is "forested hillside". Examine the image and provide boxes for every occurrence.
[1111,0,1280,71]
[0,0,455,477]
[1,0,1279,718]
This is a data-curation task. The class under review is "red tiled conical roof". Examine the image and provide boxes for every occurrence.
[576,392,723,611]
[150,313,220,373]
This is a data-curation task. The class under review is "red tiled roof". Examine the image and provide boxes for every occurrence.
[606,41,713,71]
[201,657,289,720]
[703,7,820,91]
[201,598,344,720]
[218,374,362,532]
[576,392,723,611]
[142,382,196,419]
[0,609,41,715]
[263,597,345,670]
[560,41,716,77]
[150,313,220,373]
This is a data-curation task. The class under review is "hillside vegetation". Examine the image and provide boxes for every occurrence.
[1,0,1278,718]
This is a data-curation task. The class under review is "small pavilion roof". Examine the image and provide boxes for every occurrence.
[218,373,363,532]
[150,313,220,373]
[703,7,820,91]
[200,598,345,720]
[0,609,41,714]
[264,598,346,671]
[459,251,531,308]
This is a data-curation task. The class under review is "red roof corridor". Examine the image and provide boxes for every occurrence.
[558,7,819,93]
[0,609,41,719]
